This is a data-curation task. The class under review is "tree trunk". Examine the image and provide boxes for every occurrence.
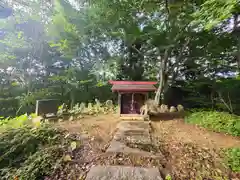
[60,82,64,103]
[233,14,240,71]
[155,49,169,105]
[237,38,240,71]
[154,72,164,105]
[70,90,75,109]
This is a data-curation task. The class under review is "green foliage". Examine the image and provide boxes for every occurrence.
[193,0,238,29]
[57,103,69,116]
[165,174,172,180]
[0,1,238,178]
[0,114,30,131]
[0,98,19,117]
[215,78,240,114]
[0,125,70,180]
[13,146,63,180]
[0,0,239,119]
[185,111,240,136]
[225,148,240,172]
[173,78,240,115]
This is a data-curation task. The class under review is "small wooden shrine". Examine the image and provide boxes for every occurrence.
[109,81,157,117]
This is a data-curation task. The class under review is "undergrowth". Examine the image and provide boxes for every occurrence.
[185,111,240,136]
[0,125,75,180]
[185,110,240,173]
[225,148,240,172]
[0,113,38,132]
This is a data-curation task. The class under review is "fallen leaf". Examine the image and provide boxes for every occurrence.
[71,141,77,151]
[64,154,72,162]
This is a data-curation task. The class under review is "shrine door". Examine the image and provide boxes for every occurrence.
[120,93,146,114]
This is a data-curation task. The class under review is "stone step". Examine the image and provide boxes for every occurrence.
[106,140,159,158]
[85,165,163,180]
[106,121,156,157]
[116,121,150,131]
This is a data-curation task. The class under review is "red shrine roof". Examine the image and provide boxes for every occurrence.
[109,81,157,92]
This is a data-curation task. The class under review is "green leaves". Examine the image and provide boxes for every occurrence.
[17,31,23,39]
[225,148,240,172]
[193,0,238,30]
[0,125,69,180]
[70,141,77,151]
[0,114,29,130]
[185,111,240,136]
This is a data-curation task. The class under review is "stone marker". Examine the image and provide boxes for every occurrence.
[35,99,60,117]
[85,166,162,180]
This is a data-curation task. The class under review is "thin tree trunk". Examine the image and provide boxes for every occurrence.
[217,92,233,113]
[233,14,240,71]
[60,82,64,103]
[155,49,169,105]
[70,90,75,109]
[154,0,174,105]
[237,38,240,71]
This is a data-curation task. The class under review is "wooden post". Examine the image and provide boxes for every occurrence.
[145,93,148,101]
[131,93,134,112]
[118,93,121,115]
[35,100,39,116]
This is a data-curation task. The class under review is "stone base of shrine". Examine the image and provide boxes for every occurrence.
[119,114,149,121]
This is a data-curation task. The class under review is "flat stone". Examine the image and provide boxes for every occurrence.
[117,121,150,131]
[114,129,151,144]
[85,165,163,180]
[106,140,157,157]
[106,120,155,156]
[114,121,151,145]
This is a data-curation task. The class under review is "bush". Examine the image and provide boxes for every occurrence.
[0,97,19,117]
[185,111,240,136]
[0,114,29,129]
[0,125,71,180]
[225,148,240,172]
[0,114,39,132]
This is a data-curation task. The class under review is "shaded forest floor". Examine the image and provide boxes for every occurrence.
[151,119,240,179]
[53,115,240,180]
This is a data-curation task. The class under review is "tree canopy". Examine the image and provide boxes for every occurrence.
[0,0,239,116]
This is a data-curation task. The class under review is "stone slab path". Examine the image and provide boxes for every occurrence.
[106,121,155,157]
[86,121,163,180]
[85,166,162,180]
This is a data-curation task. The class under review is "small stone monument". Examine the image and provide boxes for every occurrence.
[169,106,177,112]
[35,99,60,118]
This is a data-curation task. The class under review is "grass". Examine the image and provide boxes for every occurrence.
[225,148,240,172]
[185,111,240,136]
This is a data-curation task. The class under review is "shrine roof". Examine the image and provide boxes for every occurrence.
[109,80,157,85]
[109,81,157,92]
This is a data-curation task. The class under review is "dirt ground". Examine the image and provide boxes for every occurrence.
[53,115,240,180]
[151,118,240,179]
[58,115,240,150]
[151,119,240,149]
[57,114,121,144]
